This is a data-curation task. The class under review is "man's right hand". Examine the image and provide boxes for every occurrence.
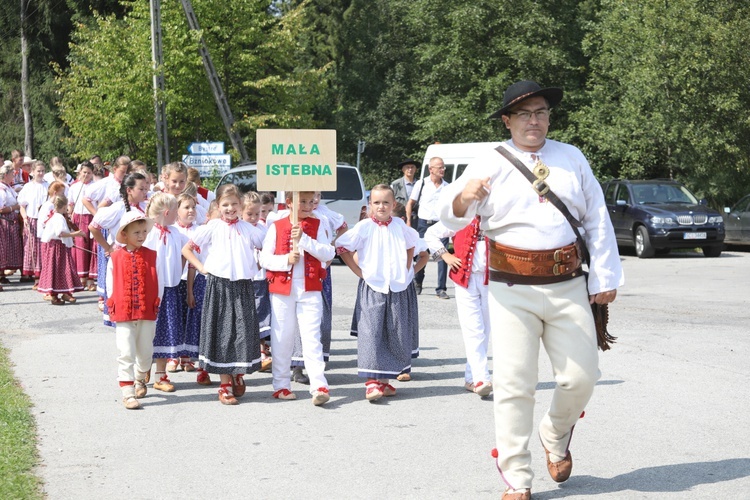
[454,177,491,217]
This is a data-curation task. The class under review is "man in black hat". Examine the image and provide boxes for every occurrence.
[390,159,419,209]
[438,80,623,500]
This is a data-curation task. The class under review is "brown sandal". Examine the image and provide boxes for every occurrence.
[50,297,65,305]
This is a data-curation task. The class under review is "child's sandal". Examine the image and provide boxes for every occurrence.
[196,370,212,386]
[272,388,297,400]
[50,297,65,306]
[365,380,384,401]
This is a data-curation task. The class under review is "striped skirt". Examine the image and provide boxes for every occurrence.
[37,240,84,295]
[22,218,42,277]
[71,213,95,278]
[199,275,261,375]
[0,212,23,271]
[351,279,419,379]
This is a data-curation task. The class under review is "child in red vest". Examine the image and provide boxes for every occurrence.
[259,191,334,406]
[106,210,161,410]
[424,216,492,397]
[336,185,419,401]
[182,184,265,405]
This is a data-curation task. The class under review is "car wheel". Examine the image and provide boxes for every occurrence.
[634,226,655,258]
[702,245,723,258]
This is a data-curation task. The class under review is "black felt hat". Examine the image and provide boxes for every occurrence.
[489,80,563,119]
[396,159,419,170]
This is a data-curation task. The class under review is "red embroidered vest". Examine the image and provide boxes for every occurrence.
[267,216,326,295]
[197,186,210,201]
[106,247,160,322]
[449,216,489,288]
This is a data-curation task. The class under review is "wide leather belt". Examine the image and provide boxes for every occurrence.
[489,241,583,285]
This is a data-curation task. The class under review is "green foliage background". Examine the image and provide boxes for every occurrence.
[1,0,749,207]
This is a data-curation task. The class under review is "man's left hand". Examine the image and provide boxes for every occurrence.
[590,290,617,305]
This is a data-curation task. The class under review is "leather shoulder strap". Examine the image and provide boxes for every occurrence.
[494,144,590,265]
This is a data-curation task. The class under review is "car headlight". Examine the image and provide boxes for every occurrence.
[708,216,723,224]
[651,216,676,225]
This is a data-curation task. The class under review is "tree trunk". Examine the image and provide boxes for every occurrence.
[21,0,34,157]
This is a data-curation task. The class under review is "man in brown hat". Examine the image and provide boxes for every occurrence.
[439,80,623,499]
[390,159,419,208]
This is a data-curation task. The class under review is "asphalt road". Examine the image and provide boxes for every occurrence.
[1,251,749,499]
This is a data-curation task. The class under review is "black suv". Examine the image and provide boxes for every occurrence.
[601,179,725,258]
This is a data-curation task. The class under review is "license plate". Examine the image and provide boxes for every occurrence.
[684,232,707,240]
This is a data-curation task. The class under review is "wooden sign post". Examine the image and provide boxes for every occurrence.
[256,129,337,248]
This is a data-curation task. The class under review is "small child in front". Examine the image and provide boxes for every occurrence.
[259,191,334,406]
[106,211,161,410]
[336,185,419,401]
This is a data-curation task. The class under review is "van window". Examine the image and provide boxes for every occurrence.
[321,168,363,200]
[455,163,469,180]
[221,171,257,194]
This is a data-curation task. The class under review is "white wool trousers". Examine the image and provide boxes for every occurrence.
[454,272,491,385]
[489,276,599,490]
[270,280,328,394]
[115,319,156,382]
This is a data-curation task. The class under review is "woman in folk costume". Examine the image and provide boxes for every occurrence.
[68,161,97,291]
[336,185,419,401]
[17,160,48,287]
[0,163,24,287]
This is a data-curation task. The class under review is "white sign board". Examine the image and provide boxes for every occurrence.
[181,154,232,177]
[188,142,225,155]
[256,129,337,192]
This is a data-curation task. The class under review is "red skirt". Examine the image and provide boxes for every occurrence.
[37,240,84,294]
[71,213,95,278]
[22,218,42,277]
[0,212,23,271]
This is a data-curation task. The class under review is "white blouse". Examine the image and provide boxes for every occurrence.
[189,218,265,281]
[336,217,418,294]
[68,181,93,215]
[41,212,74,247]
[17,181,48,218]
[259,217,335,280]
[84,176,118,204]
[251,220,268,281]
[143,224,188,288]
[173,223,206,280]
[0,182,18,211]
[37,201,55,238]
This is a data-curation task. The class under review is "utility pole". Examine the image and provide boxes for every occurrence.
[20,0,34,157]
[150,0,170,171]
[356,140,366,170]
[180,0,250,163]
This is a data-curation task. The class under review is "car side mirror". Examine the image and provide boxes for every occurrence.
[616,199,628,206]
[724,207,731,214]
[698,199,708,206]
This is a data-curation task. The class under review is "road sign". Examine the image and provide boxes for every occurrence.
[188,142,225,155]
[181,154,232,177]
[256,129,337,192]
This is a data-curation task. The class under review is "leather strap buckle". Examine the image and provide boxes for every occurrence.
[553,263,563,276]
[533,179,549,196]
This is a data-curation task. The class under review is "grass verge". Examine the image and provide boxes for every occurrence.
[0,342,42,499]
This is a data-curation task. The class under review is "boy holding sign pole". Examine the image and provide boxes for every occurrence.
[260,191,335,406]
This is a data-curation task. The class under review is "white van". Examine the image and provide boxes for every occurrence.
[419,142,500,183]
[216,162,367,228]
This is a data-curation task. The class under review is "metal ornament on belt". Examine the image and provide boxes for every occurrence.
[532,160,550,196]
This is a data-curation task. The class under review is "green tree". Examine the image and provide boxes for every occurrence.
[577,0,750,206]
[56,0,327,166]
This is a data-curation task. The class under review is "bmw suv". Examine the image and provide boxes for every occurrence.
[601,179,725,258]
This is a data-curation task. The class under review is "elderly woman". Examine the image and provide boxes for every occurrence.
[0,163,24,288]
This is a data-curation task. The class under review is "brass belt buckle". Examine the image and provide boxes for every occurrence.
[553,249,563,262]
[553,263,563,276]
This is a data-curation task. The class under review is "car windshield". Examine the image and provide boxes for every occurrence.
[220,170,257,194]
[631,184,698,205]
[320,168,363,201]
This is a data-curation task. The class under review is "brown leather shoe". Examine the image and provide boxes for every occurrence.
[502,489,531,500]
[543,445,573,483]
[231,374,246,397]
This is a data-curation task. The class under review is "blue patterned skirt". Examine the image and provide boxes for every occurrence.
[252,278,271,339]
[96,230,115,328]
[352,279,419,379]
[184,274,206,359]
[153,285,188,358]
[199,275,260,375]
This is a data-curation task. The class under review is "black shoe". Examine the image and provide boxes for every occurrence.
[415,284,422,295]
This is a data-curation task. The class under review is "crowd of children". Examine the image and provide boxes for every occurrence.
[1,154,494,411]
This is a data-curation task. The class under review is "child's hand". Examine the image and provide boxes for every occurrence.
[104,243,113,257]
[288,250,300,264]
[443,253,462,272]
[187,292,196,309]
[71,230,84,238]
[290,224,302,243]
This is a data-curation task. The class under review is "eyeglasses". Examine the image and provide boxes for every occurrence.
[430,166,445,170]
[508,109,550,122]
